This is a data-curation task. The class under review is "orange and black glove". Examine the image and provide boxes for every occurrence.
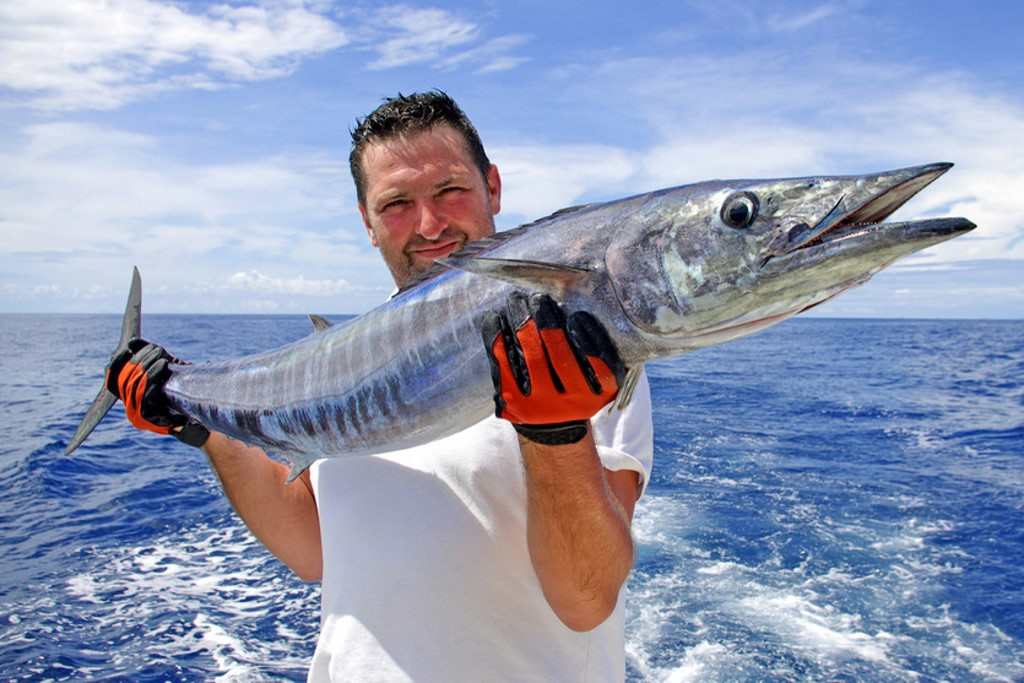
[482,292,625,446]
[106,339,210,448]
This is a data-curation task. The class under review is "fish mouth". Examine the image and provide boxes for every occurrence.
[761,163,976,274]
[810,162,953,240]
[763,162,960,264]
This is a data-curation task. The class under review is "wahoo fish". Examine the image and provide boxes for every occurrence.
[66,163,975,480]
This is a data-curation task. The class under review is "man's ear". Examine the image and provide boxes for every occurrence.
[359,203,379,248]
[486,164,502,216]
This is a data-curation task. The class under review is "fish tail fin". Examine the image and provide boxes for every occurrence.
[64,266,143,455]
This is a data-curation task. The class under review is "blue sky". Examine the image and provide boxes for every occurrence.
[1,0,1021,317]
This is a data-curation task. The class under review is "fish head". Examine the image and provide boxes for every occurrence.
[607,163,975,347]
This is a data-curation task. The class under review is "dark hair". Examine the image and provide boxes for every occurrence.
[349,90,491,205]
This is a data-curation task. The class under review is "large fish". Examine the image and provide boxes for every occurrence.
[66,163,975,480]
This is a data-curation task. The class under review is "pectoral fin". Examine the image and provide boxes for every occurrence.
[439,256,593,297]
[609,366,643,413]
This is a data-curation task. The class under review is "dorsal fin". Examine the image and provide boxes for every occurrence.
[395,202,600,295]
[308,314,333,332]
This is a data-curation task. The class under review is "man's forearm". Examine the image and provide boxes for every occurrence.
[520,426,635,632]
[202,432,323,582]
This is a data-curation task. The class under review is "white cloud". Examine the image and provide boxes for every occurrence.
[0,121,393,313]
[767,4,839,32]
[0,2,531,111]
[639,125,830,186]
[227,270,352,296]
[360,5,528,73]
[477,56,530,74]
[365,5,478,69]
[0,0,348,110]
[492,144,636,219]
[684,1,852,36]
[435,34,531,73]
[551,52,1024,268]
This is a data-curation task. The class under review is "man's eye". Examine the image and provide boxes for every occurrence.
[438,186,465,198]
[381,199,408,212]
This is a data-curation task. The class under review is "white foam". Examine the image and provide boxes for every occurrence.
[662,641,729,683]
[185,612,264,683]
[65,574,100,603]
[632,494,697,548]
[61,515,318,677]
[697,561,742,576]
[738,592,893,663]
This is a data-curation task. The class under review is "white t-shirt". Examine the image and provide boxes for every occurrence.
[308,370,654,683]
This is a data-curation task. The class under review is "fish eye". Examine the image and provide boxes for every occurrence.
[720,192,760,229]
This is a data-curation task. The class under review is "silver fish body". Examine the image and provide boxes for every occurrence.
[66,163,976,479]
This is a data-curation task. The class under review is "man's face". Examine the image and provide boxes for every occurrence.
[358,124,502,289]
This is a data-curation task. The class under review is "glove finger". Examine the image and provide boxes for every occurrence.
[142,358,183,426]
[492,331,525,413]
[119,362,145,406]
[145,355,171,383]
[566,311,626,393]
[126,370,173,434]
[481,309,506,390]
[126,337,149,354]
[538,326,589,395]
[121,345,162,405]
[502,293,532,396]
[123,369,153,429]
[131,343,165,371]
[529,293,592,395]
[122,344,166,403]
[124,366,150,419]
[512,293,558,397]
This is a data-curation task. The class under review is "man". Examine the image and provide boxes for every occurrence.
[111,91,653,681]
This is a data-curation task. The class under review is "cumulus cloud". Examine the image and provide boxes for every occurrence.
[0,120,393,313]
[365,5,478,69]
[491,144,636,220]
[227,270,352,296]
[0,1,529,111]
[0,0,349,110]
[360,5,528,73]
[436,34,531,73]
[551,51,1024,269]
[0,122,354,254]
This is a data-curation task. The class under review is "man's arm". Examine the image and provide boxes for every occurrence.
[481,292,645,631]
[107,340,325,583]
[202,432,323,582]
[520,428,640,632]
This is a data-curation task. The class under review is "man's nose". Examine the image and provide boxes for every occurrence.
[417,202,447,240]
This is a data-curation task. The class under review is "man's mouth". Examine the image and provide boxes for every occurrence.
[410,239,462,261]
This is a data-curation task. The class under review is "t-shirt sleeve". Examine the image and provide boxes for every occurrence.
[590,366,654,498]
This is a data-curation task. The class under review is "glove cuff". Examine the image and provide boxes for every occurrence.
[173,420,211,449]
[514,420,588,446]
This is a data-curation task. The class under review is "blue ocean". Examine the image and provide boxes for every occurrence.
[1,314,1022,682]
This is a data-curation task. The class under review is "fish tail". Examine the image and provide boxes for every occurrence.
[64,267,143,455]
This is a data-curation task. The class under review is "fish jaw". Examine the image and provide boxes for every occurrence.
[756,215,976,305]
[761,162,955,260]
